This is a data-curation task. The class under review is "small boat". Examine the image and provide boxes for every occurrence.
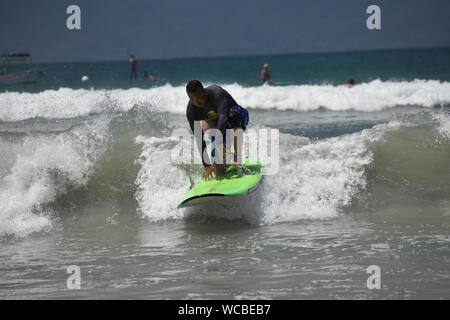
[0,68,43,85]
[0,53,45,85]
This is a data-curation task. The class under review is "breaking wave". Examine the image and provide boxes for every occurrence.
[0,79,449,121]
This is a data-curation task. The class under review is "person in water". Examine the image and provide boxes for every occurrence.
[260,63,272,85]
[346,79,356,88]
[129,55,138,79]
[143,71,155,80]
[186,80,249,180]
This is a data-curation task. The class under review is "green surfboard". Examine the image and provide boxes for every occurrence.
[177,158,263,209]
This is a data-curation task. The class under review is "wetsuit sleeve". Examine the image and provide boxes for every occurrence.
[186,102,196,133]
[215,99,231,136]
[186,102,210,167]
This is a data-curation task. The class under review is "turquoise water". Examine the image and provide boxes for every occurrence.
[0,47,449,299]
[1,47,450,91]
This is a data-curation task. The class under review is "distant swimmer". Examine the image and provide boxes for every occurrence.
[345,79,355,88]
[129,55,138,79]
[143,71,155,80]
[260,63,273,85]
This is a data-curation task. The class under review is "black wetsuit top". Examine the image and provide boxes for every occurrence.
[186,85,239,166]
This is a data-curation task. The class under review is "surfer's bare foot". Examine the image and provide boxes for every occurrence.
[203,165,214,180]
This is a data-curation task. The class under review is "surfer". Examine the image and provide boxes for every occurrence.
[143,71,155,80]
[260,63,272,85]
[185,80,249,180]
[345,79,356,88]
[129,55,138,79]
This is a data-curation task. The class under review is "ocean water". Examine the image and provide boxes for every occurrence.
[0,48,449,299]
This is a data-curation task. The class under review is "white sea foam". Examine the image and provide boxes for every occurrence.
[432,110,450,139]
[134,136,191,222]
[256,121,403,224]
[0,80,449,121]
[0,117,110,238]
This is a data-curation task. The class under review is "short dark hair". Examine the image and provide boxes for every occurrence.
[348,79,355,85]
[186,80,204,93]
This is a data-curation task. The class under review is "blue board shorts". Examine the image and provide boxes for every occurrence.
[228,105,249,131]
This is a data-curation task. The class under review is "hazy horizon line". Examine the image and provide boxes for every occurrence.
[3,45,449,65]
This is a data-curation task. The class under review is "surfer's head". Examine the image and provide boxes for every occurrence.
[186,80,207,107]
[346,79,355,88]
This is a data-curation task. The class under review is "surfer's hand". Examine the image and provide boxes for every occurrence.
[203,165,215,181]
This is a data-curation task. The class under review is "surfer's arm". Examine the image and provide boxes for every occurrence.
[215,103,230,137]
[186,103,210,167]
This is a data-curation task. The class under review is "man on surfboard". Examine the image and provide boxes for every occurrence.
[185,80,249,181]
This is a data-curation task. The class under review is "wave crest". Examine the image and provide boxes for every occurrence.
[0,80,449,122]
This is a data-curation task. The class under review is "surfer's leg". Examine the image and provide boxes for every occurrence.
[233,128,244,164]
[200,120,226,176]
